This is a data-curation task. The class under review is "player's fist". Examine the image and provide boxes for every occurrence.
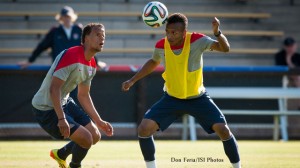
[99,121,114,137]
[212,17,220,35]
[57,119,70,139]
[122,80,134,91]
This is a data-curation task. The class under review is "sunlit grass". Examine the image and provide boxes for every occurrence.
[0,140,299,168]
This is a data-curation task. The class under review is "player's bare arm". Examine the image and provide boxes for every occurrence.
[50,76,70,139]
[78,83,113,136]
[210,17,230,52]
[122,59,160,91]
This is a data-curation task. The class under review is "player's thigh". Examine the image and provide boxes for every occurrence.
[33,107,72,140]
[142,93,183,133]
[189,92,226,134]
[64,98,91,126]
[84,121,101,144]
[69,125,93,149]
[138,119,159,137]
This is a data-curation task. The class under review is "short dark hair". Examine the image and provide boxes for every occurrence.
[81,23,104,44]
[167,13,188,30]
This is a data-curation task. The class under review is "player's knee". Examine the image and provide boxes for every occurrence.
[92,131,101,145]
[78,132,93,149]
[213,123,231,140]
[138,124,153,137]
[85,122,101,145]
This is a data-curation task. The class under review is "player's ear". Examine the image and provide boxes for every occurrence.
[84,34,90,44]
[182,29,187,36]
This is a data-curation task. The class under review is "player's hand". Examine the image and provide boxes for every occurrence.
[18,61,32,69]
[122,80,134,92]
[212,17,220,35]
[99,121,114,136]
[57,119,70,139]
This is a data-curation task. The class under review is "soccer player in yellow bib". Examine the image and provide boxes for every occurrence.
[122,13,241,168]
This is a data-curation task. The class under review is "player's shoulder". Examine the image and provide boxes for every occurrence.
[54,46,83,71]
[65,46,97,68]
[59,46,83,63]
[190,32,206,43]
[155,38,165,49]
[67,45,84,52]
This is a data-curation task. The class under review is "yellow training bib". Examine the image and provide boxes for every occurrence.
[162,32,204,99]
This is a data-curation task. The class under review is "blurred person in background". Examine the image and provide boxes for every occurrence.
[18,6,82,68]
[275,37,300,110]
[275,37,300,87]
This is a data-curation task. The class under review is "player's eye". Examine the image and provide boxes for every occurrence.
[97,33,104,38]
[165,30,176,36]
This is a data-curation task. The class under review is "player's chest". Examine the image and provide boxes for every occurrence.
[72,65,95,83]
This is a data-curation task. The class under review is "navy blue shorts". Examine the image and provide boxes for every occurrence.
[33,98,91,139]
[144,92,226,134]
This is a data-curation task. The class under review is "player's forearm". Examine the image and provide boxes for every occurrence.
[78,94,103,124]
[216,34,230,52]
[130,59,160,83]
[49,86,65,119]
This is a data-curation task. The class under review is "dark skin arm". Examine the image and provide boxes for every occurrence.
[122,59,160,91]
[210,17,230,52]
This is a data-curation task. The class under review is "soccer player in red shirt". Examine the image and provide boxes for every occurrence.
[32,23,113,168]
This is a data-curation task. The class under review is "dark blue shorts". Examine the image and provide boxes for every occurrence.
[32,98,91,139]
[144,92,226,134]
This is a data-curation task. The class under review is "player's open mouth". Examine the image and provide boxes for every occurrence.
[168,39,174,43]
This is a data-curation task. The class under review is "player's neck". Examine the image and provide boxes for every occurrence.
[169,38,185,50]
[170,40,184,48]
[84,52,95,61]
[83,47,96,61]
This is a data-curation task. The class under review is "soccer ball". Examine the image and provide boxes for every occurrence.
[142,1,168,28]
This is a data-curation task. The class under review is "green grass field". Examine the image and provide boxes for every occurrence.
[0,140,299,168]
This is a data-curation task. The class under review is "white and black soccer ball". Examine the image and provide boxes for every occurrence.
[142,1,168,28]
